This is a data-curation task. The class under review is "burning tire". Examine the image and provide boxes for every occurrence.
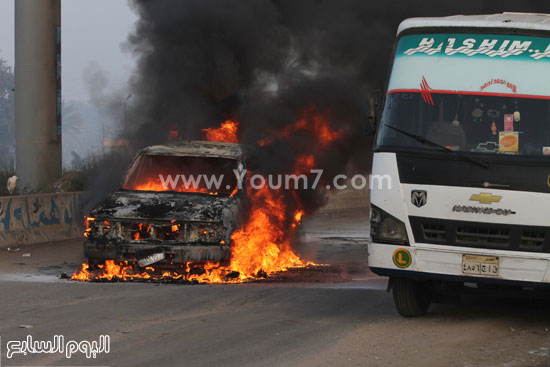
[87,257,105,270]
[391,277,432,317]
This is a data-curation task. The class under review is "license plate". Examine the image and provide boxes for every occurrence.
[462,254,499,276]
[137,252,165,267]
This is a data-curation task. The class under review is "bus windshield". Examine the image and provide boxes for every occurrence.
[377,32,550,158]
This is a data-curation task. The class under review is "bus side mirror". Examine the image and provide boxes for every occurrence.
[364,96,378,136]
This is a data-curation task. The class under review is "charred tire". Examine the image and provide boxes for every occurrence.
[87,257,105,270]
[391,277,432,317]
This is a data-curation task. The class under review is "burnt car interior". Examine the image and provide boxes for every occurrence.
[122,154,239,196]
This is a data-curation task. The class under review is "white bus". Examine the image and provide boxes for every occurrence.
[368,13,550,316]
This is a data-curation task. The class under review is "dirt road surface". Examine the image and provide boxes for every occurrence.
[1,209,550,367]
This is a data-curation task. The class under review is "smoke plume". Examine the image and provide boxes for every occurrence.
[103,0,550,214]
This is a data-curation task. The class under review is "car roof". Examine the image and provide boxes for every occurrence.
[141,141,243,160]
[398,12,550,36]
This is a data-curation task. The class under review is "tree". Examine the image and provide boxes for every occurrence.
[0,58,14,167]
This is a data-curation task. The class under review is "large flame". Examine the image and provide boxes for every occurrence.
[201,120,239,143]
[282,109,343,146]
[73,110,340,283]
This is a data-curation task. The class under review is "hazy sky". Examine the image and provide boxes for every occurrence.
[0,0,137,101]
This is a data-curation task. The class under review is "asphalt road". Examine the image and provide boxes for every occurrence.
[1,209,550,367]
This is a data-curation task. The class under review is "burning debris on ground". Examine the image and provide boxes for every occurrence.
[71,259,334,284]
[70,259,348,284]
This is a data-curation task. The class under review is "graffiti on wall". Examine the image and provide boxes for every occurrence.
[0,193,83,247]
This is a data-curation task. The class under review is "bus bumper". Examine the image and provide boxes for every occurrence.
[368,242,550,285]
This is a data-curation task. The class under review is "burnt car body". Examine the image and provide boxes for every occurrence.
[84,141,244,265]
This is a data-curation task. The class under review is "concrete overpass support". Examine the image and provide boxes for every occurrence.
[15,0,62,192]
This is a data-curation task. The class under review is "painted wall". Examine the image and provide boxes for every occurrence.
[0,192,83,248]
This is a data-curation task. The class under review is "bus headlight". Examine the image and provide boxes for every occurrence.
[370,205,409,245]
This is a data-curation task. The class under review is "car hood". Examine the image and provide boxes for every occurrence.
[90,190,239,223]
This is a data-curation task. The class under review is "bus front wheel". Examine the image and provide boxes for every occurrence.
[391,277,432,317]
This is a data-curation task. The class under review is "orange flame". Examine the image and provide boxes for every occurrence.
[227,186,310,280]
[258,107,342,149]
[201,120,239,143]
[133,223,152,241]
[124,178,220,195]
[283,108,343,146]
[84,216,95,238]
[168,130,179,140]
[294,155,315,174]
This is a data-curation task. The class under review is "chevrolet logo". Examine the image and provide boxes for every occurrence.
[470,193,502,204]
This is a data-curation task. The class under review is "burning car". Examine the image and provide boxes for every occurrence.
[83,141,244,267]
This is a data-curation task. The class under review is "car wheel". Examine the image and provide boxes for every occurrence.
[87,258,105,270]
[391,277,432,317]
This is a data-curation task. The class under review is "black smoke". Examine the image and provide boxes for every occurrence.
[109,0,550,215]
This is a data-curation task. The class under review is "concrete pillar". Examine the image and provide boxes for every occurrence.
[15,0,62,192]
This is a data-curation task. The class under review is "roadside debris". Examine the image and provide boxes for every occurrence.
[7,175,18,195]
